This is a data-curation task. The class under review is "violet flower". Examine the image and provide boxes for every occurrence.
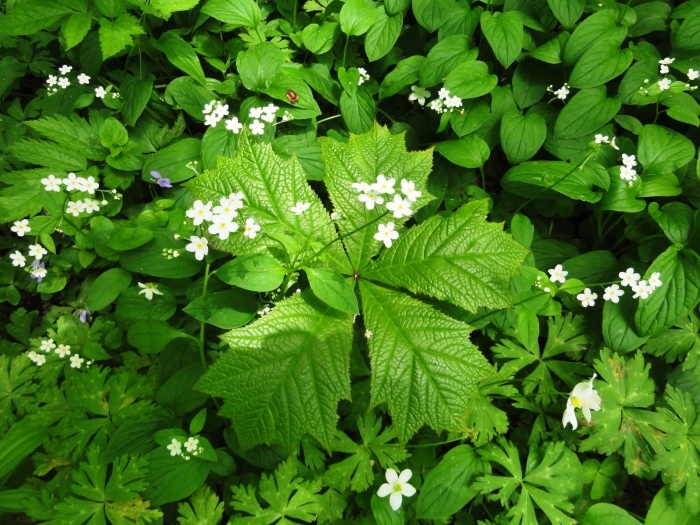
[151,170,172,188]
[30,262,46,282]
[76,309,91,323]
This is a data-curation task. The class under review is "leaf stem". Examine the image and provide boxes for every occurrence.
[316,114,342,125]
[343,35,349,68]
[198,263,211,371]
[314,210,390,260]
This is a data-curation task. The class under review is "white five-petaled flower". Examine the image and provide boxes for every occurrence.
[631,280,654,299]
[261,103,279,123]
[562,374,602,430]
[184,437,199,453]
[95,86,107,98]
[77,73,90,85]
[249,119,265,135]
[58,77,70,89]
[69,355,84,369]
[63,172,81,191]
[212,197,239,219]
[80,176,99,194]
[648,272,662,289]
[438,87,450,100]
[31,267,47,280]
[204,113,219,127]
[385,195,413,219]
[228,192,245,210]
[429,99,445,113]
[444,96,462,109]
[47,75,58,86]
[186,200,213,226]
[374,174,396,194]
[66,201,82,217]
[374,222,400,248]
[10,251,26,267]
[243,218,261,239]
[553,85,569,100]
[352,181,371,193]
[659,57,675,66]
[621,154,637,168]
[41,174,62,191]
[186,236,209,261]
[213,103,229,119]
[208,215,239,240]
[28,244,47,260]
[357,67,370,85]
[548,264,568,283]
[40,339,56,352]
[658,78,672,91]
[358,188,384,210]
[408,85,430,106]
[138,282,164,301]
[11,219,31,237]
[594,134,610,145]
[225,117,243,134]
[660,64,670,75]
[56,344,71,358]
[577,288,597,307]
[603,284,624,303]
[203,100,217,114]
[167,438,182,456]
[400,179,421,202]
[619,165,637,182]
[290,201,311,216]
[59,65,73,75]
[377,469,416,511]
[249,107,264,119]
[619,268,640,287]
[689,69,699,81]
[83,199,100,214]
[34,354,46,366]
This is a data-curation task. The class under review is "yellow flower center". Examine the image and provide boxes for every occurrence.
[393,483,402,493]
[572,396,582,408]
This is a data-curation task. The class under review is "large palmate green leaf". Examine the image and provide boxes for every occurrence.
[187,132,351,274]
[320,124,433,271]
[360,281,494,443]
[363,200,527,313]
[197,292,354,450]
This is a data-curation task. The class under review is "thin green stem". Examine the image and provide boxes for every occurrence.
[377,108,396,124]
[479,166,486,190]
[316,114,342,125]
[407,437,464,448]
[198,263,211,371]
[342,35,350,68]
[314,210,390,260]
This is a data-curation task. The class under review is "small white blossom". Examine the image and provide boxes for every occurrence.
[689,69,699,81]
[10,251,26,267]
[357,67,370,85]
[225,117,243,134]
[632,280,653,299]
[364,329,373,339]
[59,65,73,75]
[35,354,46,366]
[186,236,209,261]
[63,173,81,191]
[66,201,82,217]
[95,86,107,98]
[212,197,239,219]
[204,113,219,127]
[648,272,662,289]
[258,306,271,316]
[603,284,624,303]
[659,57,675,65]
[377,469,416,511]
[658,78,672,91]
[184,437,199,453]
[58,77,70,89]
[28,244,47,260]
[548,264,568,283]
[186,200,213,226]
[138,282,163,301]
[282,111,293,122]
[208,215,239,240]
[243,218,261,239]
[41,174,62,192]
[261,103,279,123]
[47,75,58,86]
[444,96,462,109]
[621,154,637,168]
[594,134,610,144]
[290,202,311,216]
[112,92,120,98]
[77,73,90,85]
[80,176,99,194]
[167,439,182,456]
[11,219,31,237]
[429,99,445,113]
[352,181,371,193]
[249,119,265,135]
[203,100,217,114]
[400,179,421,202]
[374,174,396,195]
[83,199,100,213]
[576,288,597,307]
[619,268,640,287]
[408,85,430,106]
[660,64,670,75]
[374,222,400,248]
[562,374,601,430]
[31,267,47,280]
[69,355,84,369]
[249,107,264,119]
[27,351,38,363]
[40,339,56,352]
[385,195,413,219]
[358,188,384,210]
[619,165,637,182]
[228,192,245,210]
[438,87,450,100]
[56,344,71,358]
[554,85,570,100]
[213,103,229,119]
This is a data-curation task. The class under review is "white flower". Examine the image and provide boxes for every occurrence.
[290,201,311,215]
[261,103,279,123]
[56,344,71,358]
[401,179,422,202]
[243,218,261,239]
[58,77,70,89]
[385,195,413,219]
[138,282,163,301]
[374,222,400,248]
[562,374,602,430]
[632,280,653,299]
[186,200,213,226]
[619,165,637,182]
[689,69,699,81]
[374,174,396,194]
[660,64,670,75]
[408,85,430,106]
[225,117,243,134]
[438,87,450,100]
[621,154,637,168]
[258,306,271,316]
[282,111,293,122]
[619,268,640,287]
[576,288,597,307]
[41,174,62,192]
[594,134,610,144]
[213,103,229,119]
[27,351,38,363]
[10,251,26,267]
[83,199,100,213]
[603,284,624,303]
[77,73,90,85]
[357,67,370,85]
[186,236,209,261]
[40,339,56,352]
[444,96,462,109]
[28,244,47,260]
[249,107,264,119]
[112,92,120,98]
[35,354,46,366]
[352,181,371,193]
[358,188,384,210]
[610,137,619,150]
[208,215,239,240]
[330,212,340,221]
[377,469,416,511]
[47,75,58,86]
[658,78,672,91]
[648,272,662,289]
[554,85,569,100]
[31,267,47,280]
[203,100,217,114]
[11,219,31,237]
[167,438,182,456]
[659,57,675,65]
[228,192,245,210]
[69,355,84,369]
[212,197,239,219]
[204,113,220,127]
[249,119,265,135]
[429,99,444,113]
[547,264,568,283]
[95,86,107,98]
[59,65,73,75]
[184,437,199,453]
[66,201,82,217]
[63,172,81,191]
[81,176,99,194]
[365,329,373,339]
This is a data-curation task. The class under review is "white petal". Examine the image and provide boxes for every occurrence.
[582,406,592,422]
[398,469,412,483]
[389,491,403,511]
[377,483,393,498]
[562,402,578,430]
[385,468,398,484]
[401,483,416,497]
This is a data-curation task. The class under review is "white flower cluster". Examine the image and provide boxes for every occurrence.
[27,339,88,369]
[167,436,201,460]
[94,86,119,99]
[202,101,281,135]
[594,134,619,150]
[639,58,698,95]
[41,173,108,217]
[357,67,370,85]
[10,242,50,281]
[428,88,463,114]
[45,65,89,93]
[547,83,570,101]
[618,153,637,186]
[619,267,662,300]
[257,305,272,316]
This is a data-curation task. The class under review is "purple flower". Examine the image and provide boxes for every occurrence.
[150,170,161,179]
[157,177,172,188]
[76,309,91,323]
[29,262,46,282]
[30,259,42,270]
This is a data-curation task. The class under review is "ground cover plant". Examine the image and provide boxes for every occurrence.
[1,0,700,523]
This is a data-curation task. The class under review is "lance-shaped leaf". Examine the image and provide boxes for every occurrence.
[320,123,433,271]
[363,200,528,313]
[360,281,494,443]
[196,292,353,450]
[186,132,351,274]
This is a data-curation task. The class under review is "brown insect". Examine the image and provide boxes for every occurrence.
[286,89,299,104]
